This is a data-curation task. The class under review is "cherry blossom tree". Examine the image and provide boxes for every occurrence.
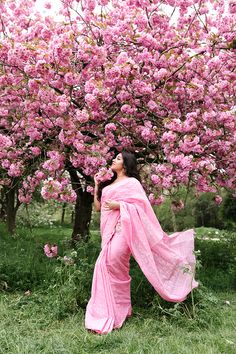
[0,0,235,237]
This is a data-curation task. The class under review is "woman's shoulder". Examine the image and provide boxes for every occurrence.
[127,177,143,188]
[129,177,142,184]
[103,177,141,192]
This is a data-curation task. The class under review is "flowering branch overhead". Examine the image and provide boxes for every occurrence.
[0,0,235,205]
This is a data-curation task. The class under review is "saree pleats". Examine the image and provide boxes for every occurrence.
[85,228,132,334]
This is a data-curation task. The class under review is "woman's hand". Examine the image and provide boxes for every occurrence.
[94,173,99,187]
[103,199,120,211]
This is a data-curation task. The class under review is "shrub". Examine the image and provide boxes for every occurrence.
[151,284,221,329]
[17,200,74,227]
[195,228,236,290]
[39,238,100,319]
[221,194,236,229]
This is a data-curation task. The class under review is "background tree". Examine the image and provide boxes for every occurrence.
[221,193,236,229]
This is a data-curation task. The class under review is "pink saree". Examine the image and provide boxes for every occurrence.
[85,177,198,334]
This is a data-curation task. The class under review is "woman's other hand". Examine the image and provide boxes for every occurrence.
[103,199,120,211]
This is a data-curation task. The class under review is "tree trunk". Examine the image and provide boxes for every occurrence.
[61,202,67,225]
[72,190,93,242]
[0,188,6,221]
[5,181,21,234]
[68,167,93,243]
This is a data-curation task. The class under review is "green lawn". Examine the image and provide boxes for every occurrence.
[0,291,235,354]
[0,224,235,354]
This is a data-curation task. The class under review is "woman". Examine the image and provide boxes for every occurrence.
[85,151,198,334]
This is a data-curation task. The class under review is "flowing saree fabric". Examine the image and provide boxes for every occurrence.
[85,177,198,334]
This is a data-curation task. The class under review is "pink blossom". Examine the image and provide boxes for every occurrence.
[0,134,12,148]
[229,1,236,14]
[75,109,89,123]
[116,90,131,102]
[164,119,183,132]
[86,185,94,195]
[85,94,99,109]
[1,159,10,169]
[18,193,32,204]
[151,174,161,185]
[59,189,77,203]
[41,179,62,200]
[121,104,135,115]
[214,195,222,205]
[161,131,177,144]
[106,66,121,80]
[154,68,168,81]
[64,72,78,85]
[44,244,58,258]
[8,162,22,177]
[137,33,158,49]
[155,164,173,176]
[197,159,216,173]
[41,178,77,203]
[162,176,173,189]
[196,176,217,193]
[134,14,148,30]
[85,0,96,11]
[73,140,86,152]
[0,109,9,116]
[44,2,51,9]
[147,100,158,111]
[116,52,128,65]
[35,170,46,180]
[42,152,65,172]
[133,80,152,95]
[96,168,114,183]
[105,123,116,133]
[179,136,203,154]
[98,0,109,5]
[140,127,156,142]
[148,194,165,205]
[169,154,193,170]
[30,146,41,156]
[26,127,42,141]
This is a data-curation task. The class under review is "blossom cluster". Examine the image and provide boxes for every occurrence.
[95,168,114,183]
[43,243,58,258]
[41,178,77,203]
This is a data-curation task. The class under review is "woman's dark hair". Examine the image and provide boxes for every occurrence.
[97,151,141,201]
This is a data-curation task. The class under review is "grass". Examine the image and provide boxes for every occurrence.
[0,291,235,354]
[0,223,236,354]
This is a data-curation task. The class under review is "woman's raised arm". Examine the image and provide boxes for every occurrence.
[94,174,101,212]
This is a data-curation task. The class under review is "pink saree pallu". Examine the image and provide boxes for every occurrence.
[85,177,198,334]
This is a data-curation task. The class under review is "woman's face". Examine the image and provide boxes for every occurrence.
[111,153,124,173]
